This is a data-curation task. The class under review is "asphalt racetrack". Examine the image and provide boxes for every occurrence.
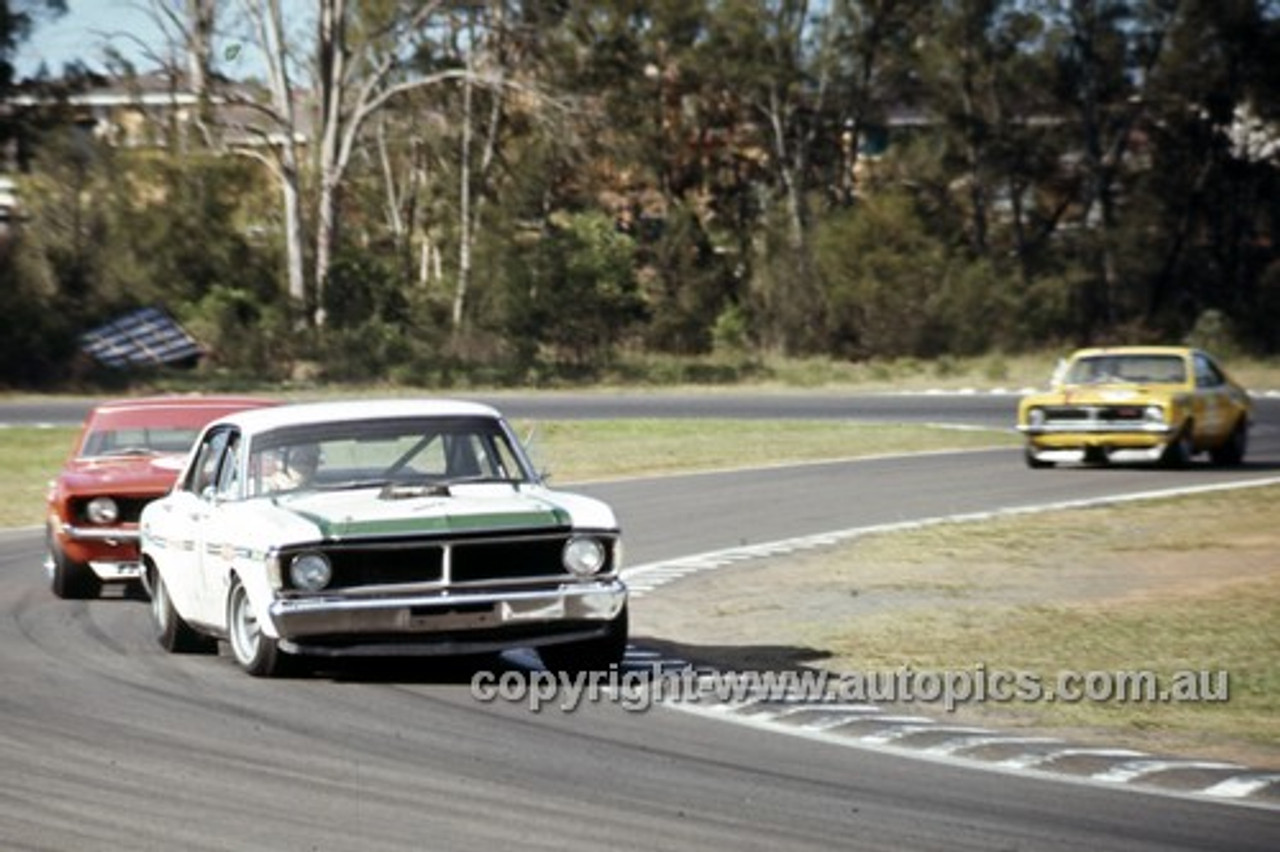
[2,394,1278,850]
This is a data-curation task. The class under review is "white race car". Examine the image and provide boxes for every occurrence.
[140,399,627,677]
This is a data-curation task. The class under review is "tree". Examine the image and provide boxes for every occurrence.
[1,0,66,161]
[1138,0,1280,345]
[502,211,645,371]
[1045,0,1180,335]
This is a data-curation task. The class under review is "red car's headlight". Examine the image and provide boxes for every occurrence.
[85,497,119,525]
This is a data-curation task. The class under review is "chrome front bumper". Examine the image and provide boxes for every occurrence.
[1025,446,1167,464]
[61,524,142,543]
[269,580,627,654]
[50,524,143,581]
[41,553,142,581]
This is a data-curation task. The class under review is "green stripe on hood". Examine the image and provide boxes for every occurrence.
[290,505,572,539]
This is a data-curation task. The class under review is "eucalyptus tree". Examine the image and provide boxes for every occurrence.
[1041,0,1182,335]
[210,0,518,328]
[1136,0,1280,345]
[916,1,1046,256]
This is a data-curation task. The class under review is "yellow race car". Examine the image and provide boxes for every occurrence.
[1016,346,1251,468]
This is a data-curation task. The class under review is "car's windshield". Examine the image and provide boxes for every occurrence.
[247,416,533,495]
[1063,355,1187,385]
[81,426,204,457]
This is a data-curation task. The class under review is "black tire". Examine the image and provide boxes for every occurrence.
[1161,423,1195,468]
[1209,419,1248,466]
[150,566,216,654]
[226,576,290,677]
[1024,447,1054,469]
[47,532,101,600]
[538,606,629,674]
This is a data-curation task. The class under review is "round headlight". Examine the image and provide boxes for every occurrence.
[563,537,607,578]
[1144,405,1164,422]
[289,552,332,592]
[86,496,119,525]
[1028,408,1046,427]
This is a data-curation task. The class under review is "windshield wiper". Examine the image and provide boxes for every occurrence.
[438,475,524,486]
[318,478,392,492]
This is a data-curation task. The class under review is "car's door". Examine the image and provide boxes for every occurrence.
[198,431,248,629]
[1191,353,1231,443]
[150,427,234,626]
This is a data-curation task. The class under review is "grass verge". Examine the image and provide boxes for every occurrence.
[0,420,1013,528]
[517,418,1013,482]
[0,427,77,528]
[643,485,1280,768]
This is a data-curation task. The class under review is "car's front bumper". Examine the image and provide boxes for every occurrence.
[269,580,627,656]
[54,524,143,580]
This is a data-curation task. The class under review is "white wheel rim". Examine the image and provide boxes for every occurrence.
[229,586,260,664]
[151,576,169,630]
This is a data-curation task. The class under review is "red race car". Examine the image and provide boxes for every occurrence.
[45,395,278,599]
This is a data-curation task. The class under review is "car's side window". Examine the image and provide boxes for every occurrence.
[215,434,242,499]
[185,429,232,495]
[1194,354,1224,389]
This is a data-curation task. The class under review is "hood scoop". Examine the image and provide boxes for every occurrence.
[379,482,451,500]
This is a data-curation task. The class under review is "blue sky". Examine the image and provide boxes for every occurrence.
[16,1,168,78]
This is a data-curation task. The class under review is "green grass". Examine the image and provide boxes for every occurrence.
[775,485,1280,764]
[516,418,1014,482]
[0,426,78,528]
[1,419,1013,528]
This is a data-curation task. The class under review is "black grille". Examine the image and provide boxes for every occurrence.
[287,546,444,591]
[1043,406,1147,424]
[1043,408,1089,421]
[451,537,574,583]
[73,495,155,524]
[1096,406,1145,422]
[283,533,616,592]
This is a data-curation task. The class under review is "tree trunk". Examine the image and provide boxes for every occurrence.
[453,47,474,333]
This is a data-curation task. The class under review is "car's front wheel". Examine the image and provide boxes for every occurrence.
[1210,419,1248,466]
[1162,423,1196,468]
[538,606,629,674]
[150,566,216,654]
[1024,446,1054,469]
[47,531,101,600]
[226,576,290,677]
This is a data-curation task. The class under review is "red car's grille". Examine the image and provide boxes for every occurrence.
[72,496,154,525]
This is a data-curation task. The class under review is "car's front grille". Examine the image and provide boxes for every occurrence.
[1042,406,1147,425]
[73,495,156,525]
[452,537,576,582]
[281,532,616,593]
[1042,407,1089,421]
[326,546,445,588]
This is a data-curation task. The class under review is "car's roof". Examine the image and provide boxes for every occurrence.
[1068,346,1194,359]
[93,394,278,413]
[218,398,505,434]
